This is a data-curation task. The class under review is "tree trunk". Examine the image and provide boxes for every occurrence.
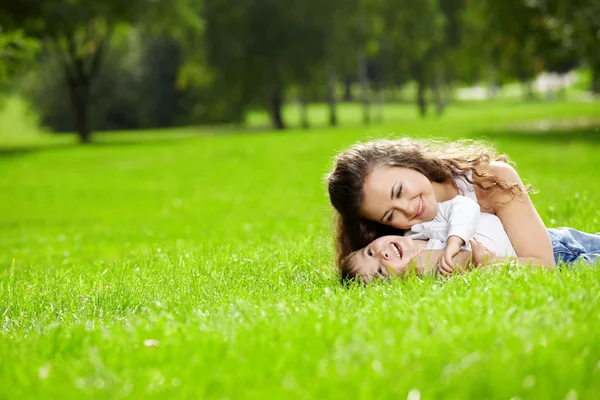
[55,31,111,145]
[74,89,91,144]
[431,82,443,116]
[374,77,383,124]
[298,85,309,129]
[343,76,353,102]
[269,71,285,130]
[488,81,499,99]
[521,78,534,101]
[444,82,454,106]
[487,66,498,100]
[358,51,370,125]
[270,89,285,130]
[417,80,427,117]
[591,66,600,96]
[389,85,396,102]
[326,65,338,126]
[66,70,92,144]
[431,62,445,116]
[414,63,427,117]
[558,74,567,100]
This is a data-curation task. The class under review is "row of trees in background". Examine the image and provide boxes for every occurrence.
[1,0,599,143]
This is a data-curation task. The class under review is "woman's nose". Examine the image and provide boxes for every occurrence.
[393,197,411,214]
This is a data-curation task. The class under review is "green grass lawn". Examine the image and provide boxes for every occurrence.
[1,99,600,398]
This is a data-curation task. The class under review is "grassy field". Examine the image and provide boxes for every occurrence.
[1,99,600,399]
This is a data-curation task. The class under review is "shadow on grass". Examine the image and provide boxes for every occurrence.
[0,138,216,158]
[0,124,275,158]
[0,143,75,158]
[475,126,600,144]
[3,121,599,159]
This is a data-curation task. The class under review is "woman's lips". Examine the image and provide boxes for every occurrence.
[414,195,425,219]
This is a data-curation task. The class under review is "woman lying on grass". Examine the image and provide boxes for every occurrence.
[326,138,600,281]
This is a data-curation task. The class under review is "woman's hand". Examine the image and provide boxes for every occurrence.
[470,237,497,267]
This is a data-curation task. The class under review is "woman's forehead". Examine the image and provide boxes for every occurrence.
[367,165,416,183]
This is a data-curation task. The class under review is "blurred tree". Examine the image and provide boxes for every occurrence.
[21,31,143,132]
[453,0,489,88]
[483,0,554,100]
[0,29,40,90]
[205,0,338,130]
[0,0,197,143]
[435,0,466,113]
[21,26,241,133]
[560,0,600,94]
[6,0,599,136]
[358,0,385,124]
[288,0,341,129]
[322,0,362,125]
[382,0,445,116]
[137,36,183,128]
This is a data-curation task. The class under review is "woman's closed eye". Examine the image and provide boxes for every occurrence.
[385,184,403,224]
[386,211,394,223]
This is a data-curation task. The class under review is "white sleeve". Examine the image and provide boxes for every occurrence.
[446,195,480,244]
[404,223,432,240]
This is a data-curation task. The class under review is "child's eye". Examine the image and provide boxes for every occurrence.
[367,249,374,257]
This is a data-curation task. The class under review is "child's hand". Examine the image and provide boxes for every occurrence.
[438,236,464,277]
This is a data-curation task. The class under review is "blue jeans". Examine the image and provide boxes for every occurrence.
[547,228,600,266]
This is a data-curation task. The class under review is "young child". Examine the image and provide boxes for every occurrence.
[405,194,487,276]
[341,200,516,282]
[340,234,488,282]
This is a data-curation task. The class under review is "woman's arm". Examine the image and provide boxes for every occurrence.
[411,248,475,275]
[473,161,555,267]
[412,239,553,278]
[469,237,553,269]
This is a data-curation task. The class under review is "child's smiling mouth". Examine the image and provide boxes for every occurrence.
[391,242,403,259]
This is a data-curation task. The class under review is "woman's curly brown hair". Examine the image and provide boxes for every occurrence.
[326,137,531,281]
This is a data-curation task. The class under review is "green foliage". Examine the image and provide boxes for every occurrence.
[0,0,202,141]
[19,30,242,133]
[0,29,40,86]
[19,36,139,132]
[561,0,600,92]
[461,0,599,92]
[3,0,599,137]
[1,102,600,397]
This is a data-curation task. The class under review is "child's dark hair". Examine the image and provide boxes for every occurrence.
[339,249,361,283]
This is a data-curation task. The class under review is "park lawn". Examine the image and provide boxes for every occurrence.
[1,100,600,399]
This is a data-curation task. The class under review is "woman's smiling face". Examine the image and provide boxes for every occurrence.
[359,165,439,229]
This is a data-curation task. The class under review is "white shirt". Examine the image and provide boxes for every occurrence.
[405,195,517,257]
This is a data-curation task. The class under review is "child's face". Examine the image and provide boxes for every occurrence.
[351,235,420,281]
[359,166,439,229]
